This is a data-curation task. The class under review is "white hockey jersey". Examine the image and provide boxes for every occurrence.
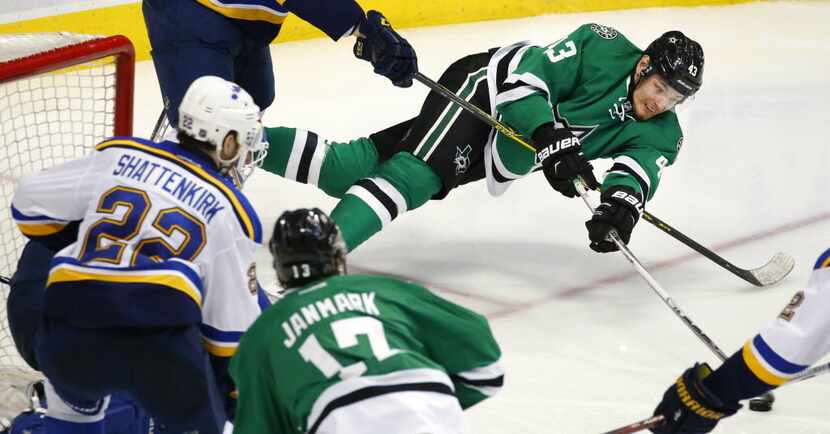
[741,249,830,385]
[11,137,265,357]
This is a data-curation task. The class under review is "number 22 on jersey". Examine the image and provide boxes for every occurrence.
[79,186,206,265]
[299,316,401,380]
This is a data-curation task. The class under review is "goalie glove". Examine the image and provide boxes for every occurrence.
[533,123,600,197]
[650,363,741,434]
[353,10,418,88]
[584,185,643,253]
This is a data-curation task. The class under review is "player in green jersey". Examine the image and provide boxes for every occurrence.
[258,24,704,252]
[230,208,503,434]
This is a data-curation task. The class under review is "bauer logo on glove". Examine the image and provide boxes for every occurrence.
[536,136,581,163]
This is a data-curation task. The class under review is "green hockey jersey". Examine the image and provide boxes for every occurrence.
[488,23,684,201]
[229,274,503,434]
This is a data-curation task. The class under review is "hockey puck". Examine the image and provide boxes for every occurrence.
[748,398,773,412]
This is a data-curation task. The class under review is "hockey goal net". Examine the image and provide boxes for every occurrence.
[0,33,134,422]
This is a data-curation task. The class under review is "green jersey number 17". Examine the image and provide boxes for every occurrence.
[298,316,400,381]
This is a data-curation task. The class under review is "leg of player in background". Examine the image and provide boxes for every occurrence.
[6,241,154,434]
[7,240,53,371]
[42,381,109,434]
[36,321,226,434]
[142,0,277,127]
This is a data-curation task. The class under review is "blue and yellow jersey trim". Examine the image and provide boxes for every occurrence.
[201,323,244,357]
[96,137,262,243]
[813,247,830,270]
[11,205,69,237]
[741,334,808,386]
[196,0,288,24]
[48,256,204,307]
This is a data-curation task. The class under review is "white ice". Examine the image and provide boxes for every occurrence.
[132,3,830,433]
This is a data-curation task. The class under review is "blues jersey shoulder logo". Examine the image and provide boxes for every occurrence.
[590,24,618,40]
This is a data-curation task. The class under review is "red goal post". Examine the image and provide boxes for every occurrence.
[0,33,135,423]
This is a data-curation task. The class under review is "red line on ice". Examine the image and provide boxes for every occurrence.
[352,212,830,319]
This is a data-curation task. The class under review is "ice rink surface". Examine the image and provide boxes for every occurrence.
[132,3,830,432]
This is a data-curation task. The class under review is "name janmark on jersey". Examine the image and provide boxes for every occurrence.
[282,291,380,347]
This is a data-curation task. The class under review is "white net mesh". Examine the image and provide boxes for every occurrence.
[0,32,126,421]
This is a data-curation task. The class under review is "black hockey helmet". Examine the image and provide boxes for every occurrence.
[642,31,704,98]
[270,208,347,289]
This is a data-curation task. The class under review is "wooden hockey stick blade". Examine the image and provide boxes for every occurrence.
[601,415,665,434]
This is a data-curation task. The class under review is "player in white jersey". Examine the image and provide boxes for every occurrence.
[648,248,830,433]
[10,76,267,434]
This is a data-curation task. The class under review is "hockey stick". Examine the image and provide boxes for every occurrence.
[642,213,793,287]
[573,179,775,409]
[412,72,794,287]
[601,415,665,434]
[603,360,830,433]
[787,360,830,384]
[0,274,9,285]
[575,181,734,361]
[150,107,170,142]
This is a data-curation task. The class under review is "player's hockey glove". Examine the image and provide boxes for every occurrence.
[584,185,643,253]
[354,10,418,88]
[650,363,741,434]
[533,123,600,197]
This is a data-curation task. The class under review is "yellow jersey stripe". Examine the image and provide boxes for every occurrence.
[742,341,788,386]
[195,0,287,24]
[203,339,237,357]
[18,222,68,236]
[96,139,256,241]
[47,266,203,307]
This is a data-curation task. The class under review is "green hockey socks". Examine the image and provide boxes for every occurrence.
[331,152,441,251]
[262,127,379,198]
[262,126,441,251]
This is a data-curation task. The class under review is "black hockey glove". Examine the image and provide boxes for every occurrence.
[584,185,643,253]
[353,10,418,88]
[650,363,741,434]
[533,123,600,198]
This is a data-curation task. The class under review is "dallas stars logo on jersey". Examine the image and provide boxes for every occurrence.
[590,24,618,40]
[454,145,472,175]
[554,107,597,143]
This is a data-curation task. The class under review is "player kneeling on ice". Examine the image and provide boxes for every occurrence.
[10,76,269,434]
[230,208,504,434]
[257,24,703,252]
[647,248,830,433]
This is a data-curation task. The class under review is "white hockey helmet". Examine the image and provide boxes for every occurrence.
[178,76,266,181]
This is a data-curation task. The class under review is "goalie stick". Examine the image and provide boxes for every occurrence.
[412,72,794,287]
